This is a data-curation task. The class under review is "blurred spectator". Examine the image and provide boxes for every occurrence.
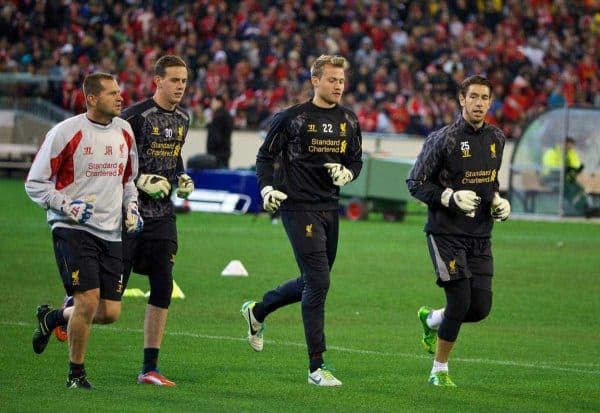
[206,95,234,169]
[1,0,599,140]
[542,137,590,215]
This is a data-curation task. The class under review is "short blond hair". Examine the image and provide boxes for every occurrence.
[310,55,347,78]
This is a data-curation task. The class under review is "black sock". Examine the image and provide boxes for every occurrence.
[252,302,266,323]
[143,348,159,374]
[46,309,67,330]
[309,353,324,373]
[69,362,85,379]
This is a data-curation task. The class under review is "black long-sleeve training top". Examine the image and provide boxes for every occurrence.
[407,116,506,237]
[121,98,189,219]
[256,101,363,211]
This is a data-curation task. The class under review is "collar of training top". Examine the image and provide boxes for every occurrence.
[457,115,487,135]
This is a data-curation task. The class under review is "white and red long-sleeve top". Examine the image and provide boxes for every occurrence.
[25,113,139,242]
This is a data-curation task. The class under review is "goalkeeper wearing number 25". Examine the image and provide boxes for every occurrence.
[241,55,362,387]
[406,75,509,387]
[25,72,140,389]
[119,55,192,387]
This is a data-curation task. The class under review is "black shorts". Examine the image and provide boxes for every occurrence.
[426,234,493,285]
[52,227,123,300]
[122,216,178,280]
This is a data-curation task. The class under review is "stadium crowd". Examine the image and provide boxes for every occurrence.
[1,0,599,140]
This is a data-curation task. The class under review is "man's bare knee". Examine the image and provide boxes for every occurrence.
[74,290,100,321]
[94,300,121,324]
[94,310,120,324]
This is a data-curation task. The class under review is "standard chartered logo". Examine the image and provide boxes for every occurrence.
[461,169,497,184]
[86,162,124,177]
[147,141,179,157]
[308,138,347,153]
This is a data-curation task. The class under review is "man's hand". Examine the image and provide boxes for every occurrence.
[62,199,94,224]
[441,188,480,216]
[176,173,194,199]
[491,193,511,221]
[323,163,354,186]
[261,185,288,213]
[137,174,171,199]
[125,202,144,233]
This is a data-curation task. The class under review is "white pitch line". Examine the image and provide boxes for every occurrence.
[6,321,599,375]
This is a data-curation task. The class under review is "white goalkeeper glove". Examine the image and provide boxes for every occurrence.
[124,201,144,233]
[441,188,481,217]
[61,198,94,224]
[176,173,194,199]
[323,163,354,186]
[261,185,288,213]
[136,174,171,199]
[491,193,511,221]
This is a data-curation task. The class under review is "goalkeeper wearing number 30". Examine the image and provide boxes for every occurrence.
[119,55,193,387]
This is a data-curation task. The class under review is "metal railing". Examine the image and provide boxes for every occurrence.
[0,97,71,123]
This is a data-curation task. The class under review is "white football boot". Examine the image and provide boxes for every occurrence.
[241,301,264,351]
[308,366,342,387]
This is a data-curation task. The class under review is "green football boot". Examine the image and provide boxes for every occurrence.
[418,306,437,355]
[428,371,457,387]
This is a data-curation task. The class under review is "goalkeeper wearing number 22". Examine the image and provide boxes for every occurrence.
[242,55,362,387]
[406,75,509,387]
[119,55,192,386]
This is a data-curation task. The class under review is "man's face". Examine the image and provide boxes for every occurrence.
[459,84,492,126]
[93,78,123,118]
[155,66,188,106]
[211,97,222,111]
[312,64,345,106]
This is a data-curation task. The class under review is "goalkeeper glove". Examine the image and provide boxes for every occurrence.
[261,185,288,213]
[491,193,511,221]
[441,188,480,216]
[61,199,94,224]
[323,163,354,186]
[124,202,144,233]
[136,174,171,199]
[176,173,194,199]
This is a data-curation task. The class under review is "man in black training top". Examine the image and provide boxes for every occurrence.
[241,54,362,387]
[407,75,510,387]
[120,55,194,387]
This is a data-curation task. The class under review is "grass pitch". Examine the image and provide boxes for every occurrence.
[0,178,598,412]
